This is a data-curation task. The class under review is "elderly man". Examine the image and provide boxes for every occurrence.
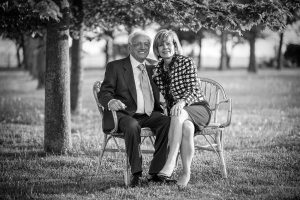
[98,31,171,187]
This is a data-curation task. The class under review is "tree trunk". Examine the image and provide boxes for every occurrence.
[196,34,202,70]
[276,32,284,70]
[23,35,38,74]
[219,31,228,70]
[104,36,113,64]
[44,0,71,154]
[22,35,29,70]
[226,53,231,69]
[31,38,39,78]
[70,0,83,114]
[36,36,46,89]
[71,29,83,114]
[16,44,22,68]
[226,45,231,69]
[17,35,25,69]
[31,41,39,78]
[248,31,257,73]
[104,38,109,64]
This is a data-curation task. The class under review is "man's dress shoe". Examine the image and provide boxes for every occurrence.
[147,174,177,185]
[130,175,141,187]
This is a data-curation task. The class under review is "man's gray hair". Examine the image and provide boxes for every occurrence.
[128,30,151,44]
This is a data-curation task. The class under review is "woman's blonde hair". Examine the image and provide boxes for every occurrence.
[153,29,183,59]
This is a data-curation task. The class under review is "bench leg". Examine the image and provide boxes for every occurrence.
[216,130,227,178]
[124,154,131,186]
[96,134,109,174]
[99,134,110,165]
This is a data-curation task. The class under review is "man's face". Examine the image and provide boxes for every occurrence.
[129,35,151,63]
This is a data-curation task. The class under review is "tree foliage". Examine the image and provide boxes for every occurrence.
[1,0,298,39]
[83,0,299,35]
[0,1,40,40]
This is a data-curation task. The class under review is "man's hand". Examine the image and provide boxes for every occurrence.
[108,99,127,111]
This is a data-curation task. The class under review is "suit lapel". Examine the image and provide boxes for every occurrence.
[145,64,159,103]
[123,57,137,105]
[145,64,153,84]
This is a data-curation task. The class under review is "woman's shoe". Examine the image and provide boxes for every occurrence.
[176,173,190,188]
[156,173,177,184]
[177,184,188,191]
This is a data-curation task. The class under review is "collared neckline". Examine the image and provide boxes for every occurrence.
[130,55,146,69]
[158,54,178,72]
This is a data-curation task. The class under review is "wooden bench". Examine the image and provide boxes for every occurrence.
[93,77,232,185]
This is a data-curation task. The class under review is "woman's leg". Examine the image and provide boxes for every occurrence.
[177,120,195,187]
[159,110,190,176]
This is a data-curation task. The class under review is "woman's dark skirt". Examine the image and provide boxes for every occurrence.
[183,102,211,132]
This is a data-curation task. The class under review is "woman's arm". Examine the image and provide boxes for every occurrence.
[180,57,205,105]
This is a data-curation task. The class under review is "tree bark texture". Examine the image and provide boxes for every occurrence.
[248,31,257,73]
[44,0,71,154]
[276,32,284,70]
[219,31,228,70]
[71,29,83,114]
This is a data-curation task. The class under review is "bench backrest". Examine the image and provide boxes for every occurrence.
[198,77,231,126]
[93,81,104,116]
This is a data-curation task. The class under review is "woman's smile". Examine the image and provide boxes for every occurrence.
[162,50,170,54]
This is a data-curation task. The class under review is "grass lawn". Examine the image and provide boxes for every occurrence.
[0,68,299,200]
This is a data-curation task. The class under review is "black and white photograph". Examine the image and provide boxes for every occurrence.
[0,0,299,199]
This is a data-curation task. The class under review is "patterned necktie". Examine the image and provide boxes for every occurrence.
[138,64,154,116]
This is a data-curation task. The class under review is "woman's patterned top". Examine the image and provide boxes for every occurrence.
[153,54,207,110]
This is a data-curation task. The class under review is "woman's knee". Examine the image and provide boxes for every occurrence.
[171,110,189,124]
[182,120,195,137]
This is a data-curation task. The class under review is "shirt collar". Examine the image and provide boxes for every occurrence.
[130,55,146,69]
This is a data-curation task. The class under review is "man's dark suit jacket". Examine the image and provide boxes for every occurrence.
[98,56,162,132]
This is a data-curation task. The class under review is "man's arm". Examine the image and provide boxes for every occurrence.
[98,62,126,111]
[98,62,116,110]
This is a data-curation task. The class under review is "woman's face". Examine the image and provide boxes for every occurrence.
[157,37,175,59]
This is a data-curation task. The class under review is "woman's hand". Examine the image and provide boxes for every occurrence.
[170,100,185,116]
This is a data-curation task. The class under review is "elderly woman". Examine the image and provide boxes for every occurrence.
[152,29,211,187]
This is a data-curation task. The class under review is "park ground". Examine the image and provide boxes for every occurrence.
[0,68,299,199]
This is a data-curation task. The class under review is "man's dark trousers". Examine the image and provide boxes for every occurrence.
[117,111,170,175]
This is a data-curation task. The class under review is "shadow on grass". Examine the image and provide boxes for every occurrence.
[0,148,107,159]
[0,147,129,198]
[1,175,124,199]
[0,149,101,162]
[0,149,46,159]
